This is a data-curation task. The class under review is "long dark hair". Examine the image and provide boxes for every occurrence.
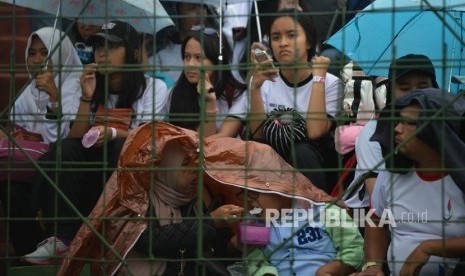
[92,37,146,112]
[268,9,319,62]
[238,3,314,79]
[169,30,246,130]
[249,0,311,43]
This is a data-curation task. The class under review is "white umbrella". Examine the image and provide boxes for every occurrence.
[2,0,174,34]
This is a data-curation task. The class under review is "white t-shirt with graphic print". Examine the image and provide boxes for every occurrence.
[259,72,342,118]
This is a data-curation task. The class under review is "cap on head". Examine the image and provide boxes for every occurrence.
[389,54,439,88]
[88,20,140,50]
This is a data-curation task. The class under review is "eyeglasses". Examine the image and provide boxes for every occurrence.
[92,41,124,53]
[190,25,219,36]
[235,189,260,200]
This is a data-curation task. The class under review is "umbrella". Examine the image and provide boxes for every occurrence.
[325,0,465,93]
[2,0,174,34]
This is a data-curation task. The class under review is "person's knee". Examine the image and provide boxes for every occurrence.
[291,143,328,191]
[54,138,85,160]
[293,143,323,167]
[109,138,127,168]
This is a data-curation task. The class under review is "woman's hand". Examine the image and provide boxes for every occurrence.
[317,261,356,276]
[250,42,278,90]
[210,204,243,228]
[311,55,330,77]
[35,69,58,100]
[349,266,384,276]
[88,125,114,147]
[196,72,217,103]
[399,242,430,276]
[80,63,98,101]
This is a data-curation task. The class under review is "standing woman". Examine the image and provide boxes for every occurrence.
[169,26,248,138]
[23,21,169,265]
[248,9,342,193]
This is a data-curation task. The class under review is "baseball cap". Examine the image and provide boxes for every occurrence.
[389,54,439,88]
[88,20,140,50]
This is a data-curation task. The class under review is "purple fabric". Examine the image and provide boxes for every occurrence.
[0,138,49,182]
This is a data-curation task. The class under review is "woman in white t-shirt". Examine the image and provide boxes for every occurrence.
[8,27,82,144]
[23,21,169,265]
[248,9,342,193]
[168,26,248,139]
[150,2,218,83]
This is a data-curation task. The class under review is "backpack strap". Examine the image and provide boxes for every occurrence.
[330,151,358,197]
[373,77,389,111]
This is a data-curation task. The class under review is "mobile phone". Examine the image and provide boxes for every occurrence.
[254,48,275,69]
[254,48,272,62]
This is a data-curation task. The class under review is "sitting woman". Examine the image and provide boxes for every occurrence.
[0,26,82,256]
[168,26,248,138]
[248,9,342,193]
[235,190,364,276]
[120,140,243,275]
[23,21,170,265]
[7,27,82,143]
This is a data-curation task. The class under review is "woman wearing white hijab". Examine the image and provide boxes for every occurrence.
[0,26,82,258]
[10,27,82,143]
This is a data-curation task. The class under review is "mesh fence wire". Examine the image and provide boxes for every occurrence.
[0,0,464,275]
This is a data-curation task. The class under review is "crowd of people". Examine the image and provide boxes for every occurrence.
[1,0,464,275]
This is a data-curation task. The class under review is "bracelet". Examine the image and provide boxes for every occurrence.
[362,261,382,271]
[47,101,59,109]
[110,127,117,140]
[206,108,218,115]
[313,76,326,83]
[80,96,92,103]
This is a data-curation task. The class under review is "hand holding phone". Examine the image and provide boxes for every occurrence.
[254,48,276,70]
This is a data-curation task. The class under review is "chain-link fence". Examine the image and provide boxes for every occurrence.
[0,0,464,275]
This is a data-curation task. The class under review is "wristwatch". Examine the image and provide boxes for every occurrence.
[313,76,326,83]
[362,261,382,271]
